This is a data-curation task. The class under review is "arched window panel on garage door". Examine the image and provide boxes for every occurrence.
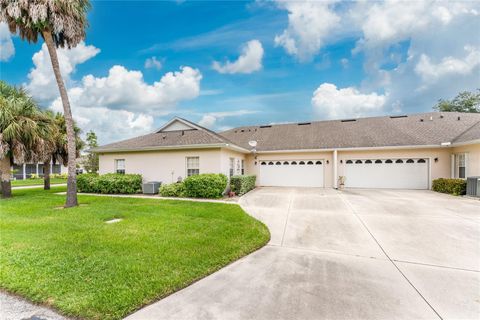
[344,157,429,189]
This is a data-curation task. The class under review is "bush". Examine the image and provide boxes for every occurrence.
[183,174,228,198]
[51,173,68,179]
[77,173,142,194]
[29,174,41,180]
[159,182,186,197]
[230,175,256,196]
[432,178,466,196]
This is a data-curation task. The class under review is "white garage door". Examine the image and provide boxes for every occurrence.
[259,160,324,187]
[344,158,429,189]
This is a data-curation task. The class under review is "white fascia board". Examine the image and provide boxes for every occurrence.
[224,144,250,154]
[451,139,480,147]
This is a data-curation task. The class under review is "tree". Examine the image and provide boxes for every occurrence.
[42,111,83,190]
[83,130,99,173]
[0,81,54,198]
[434,90,480,113]
[1,0,91,207]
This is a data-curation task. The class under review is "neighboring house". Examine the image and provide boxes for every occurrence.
[11,162,67,180]
[91,112,480,190]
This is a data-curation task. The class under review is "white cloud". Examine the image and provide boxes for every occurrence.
[274,0,340,62]
[0,22,14,61]
[24,42,202,144]
[212,40,264,74]
[198,110,258,128]
[25,42,100,102]
[312,83,386,119]
[414,46,480,84]
[70,65,201,113]
[144,56,162,70]
[50,94,154,144]
[198,115,216,128]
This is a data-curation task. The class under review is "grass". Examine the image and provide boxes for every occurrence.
[0,187,270,319]
[11,178,67,187]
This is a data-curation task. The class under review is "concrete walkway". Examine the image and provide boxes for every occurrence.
[12,183,67,190]
[126,187,480,320]
[0,292,67,320]
[55,192,239,204]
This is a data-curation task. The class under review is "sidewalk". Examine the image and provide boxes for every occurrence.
[0,292,68,320]
[12,183,67,190]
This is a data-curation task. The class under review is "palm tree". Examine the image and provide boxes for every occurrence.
[0,0,91,207]
[42,111,83,190]
[0,81,54,198]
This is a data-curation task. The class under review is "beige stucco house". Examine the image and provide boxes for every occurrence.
[91,112,480,190]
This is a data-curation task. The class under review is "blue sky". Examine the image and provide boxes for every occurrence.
[1,1,479,144]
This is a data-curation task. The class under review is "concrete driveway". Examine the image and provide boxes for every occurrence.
[126,188,480,320]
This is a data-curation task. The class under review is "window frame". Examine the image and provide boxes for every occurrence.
[186,156,200,177]
[229,157,235,177]
[115,159,125,174]
[454,153,467,179]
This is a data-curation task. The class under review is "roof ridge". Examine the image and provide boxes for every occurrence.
[177,117,247,148]
[451,118,480,143]
[219,111,474,133]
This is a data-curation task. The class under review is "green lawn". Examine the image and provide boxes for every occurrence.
[0,187,270,320]
[11,178,67,187]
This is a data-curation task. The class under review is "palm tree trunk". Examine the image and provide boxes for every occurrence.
[42,30,78,207]
[0,157,12,198]
[43,158,51,190]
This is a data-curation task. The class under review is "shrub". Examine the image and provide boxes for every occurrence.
[159,182,186,197]
[51,173,68,179]
[230,175,256,196]
[77,173,142,194]
[29,174,41,180]
[183,174,228,198]
[432,178,466,196]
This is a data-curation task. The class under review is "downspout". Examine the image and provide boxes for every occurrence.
[333,149,338,189]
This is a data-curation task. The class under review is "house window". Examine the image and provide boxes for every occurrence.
[115,159,125,174]
[241,160,245,175]
[455,153,466,179]
[186,157,200,177]
[229,158,235,177]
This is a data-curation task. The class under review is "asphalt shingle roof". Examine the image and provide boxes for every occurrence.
[220,112,480,151]
[93,112,480,153]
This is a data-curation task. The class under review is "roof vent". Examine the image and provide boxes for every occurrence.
[298,122,311,126]
[420,119,424,122]
[440,114,444,119]
[429,116,433,121]
[259,125,272,128]
[341,119,357,123]
[458,116,461,121]
[240,129,245,132]
[162,135,166,139]
[390,115,408,119]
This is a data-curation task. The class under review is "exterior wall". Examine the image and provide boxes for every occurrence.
[337,148,452,188]
[220,148,246,178]
[452,143,480,177]
[246,151,334,187]
[98,148,223,184]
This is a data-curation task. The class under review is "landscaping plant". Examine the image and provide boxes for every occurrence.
[230,175,256,196]
[183,173,228,198]
[1,0,91,207]
[77,173,142,194]
[432,178,467,196]
[159,182,186,197]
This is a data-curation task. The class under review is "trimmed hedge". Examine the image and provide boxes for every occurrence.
[77,173,142,194]
[183,173,228,199]
[432,178,466,196]
[159,182,186,197]
[230,175,256,196]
